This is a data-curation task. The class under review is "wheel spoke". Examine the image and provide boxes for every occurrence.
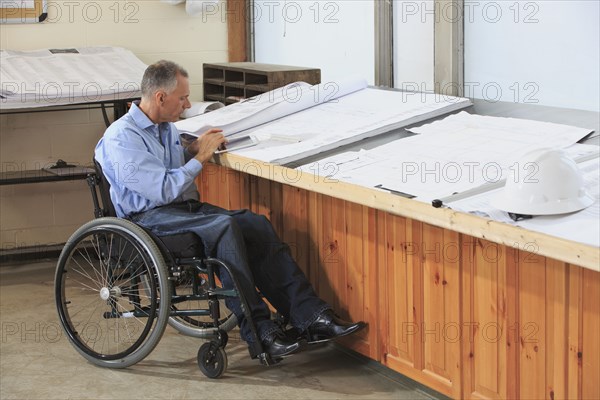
[56,221,169,365]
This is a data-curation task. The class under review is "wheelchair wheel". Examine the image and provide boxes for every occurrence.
[55,217,171,368]
[168,270,237,338]
[197,342,227,379]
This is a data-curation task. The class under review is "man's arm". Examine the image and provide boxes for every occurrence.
[98,124,225,208]
[98,123,205,207]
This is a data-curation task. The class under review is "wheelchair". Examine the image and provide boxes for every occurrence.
[54,160,279,378]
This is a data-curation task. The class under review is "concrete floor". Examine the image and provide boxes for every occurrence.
[0,260,447,400]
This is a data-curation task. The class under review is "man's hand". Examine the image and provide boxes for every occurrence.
[191,128,226,164]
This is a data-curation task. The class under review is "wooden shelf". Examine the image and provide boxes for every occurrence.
[204,94,225,102]
[244,83,271,92]
[203,78,225,85]
[203,62,321,104]
[223,81,246,89]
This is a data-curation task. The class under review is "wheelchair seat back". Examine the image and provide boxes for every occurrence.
[92,159,205,259]
[93,159,118,218]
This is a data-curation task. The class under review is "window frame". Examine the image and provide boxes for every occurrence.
[238,0,464,94]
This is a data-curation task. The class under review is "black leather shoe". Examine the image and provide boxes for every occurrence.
[306,310,366,343]
[262,332,306,358]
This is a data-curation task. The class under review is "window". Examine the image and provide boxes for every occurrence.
[464,0,599,111]
[393,0,434,92]
[253,0,375,84]
[253,0,599,112]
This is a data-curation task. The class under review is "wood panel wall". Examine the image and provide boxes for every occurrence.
[198,163,600,399]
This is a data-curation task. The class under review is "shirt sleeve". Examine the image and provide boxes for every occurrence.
[183,146,195,163]
[104,126,203,206]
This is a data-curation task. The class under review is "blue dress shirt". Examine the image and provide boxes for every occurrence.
[95,102,203,218]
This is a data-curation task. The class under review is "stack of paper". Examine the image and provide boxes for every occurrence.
[236,88,471,165]
[298,111,594,201]
[175,76,369,137]
[176,76,472,165]
[0,47,146,109]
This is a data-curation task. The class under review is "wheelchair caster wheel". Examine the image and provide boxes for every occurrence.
[216,330,228,348]
[197,342,227,379]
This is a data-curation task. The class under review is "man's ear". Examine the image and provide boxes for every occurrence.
[155,90,165,105]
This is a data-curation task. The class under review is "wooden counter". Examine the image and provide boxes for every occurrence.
[198,154,599,399]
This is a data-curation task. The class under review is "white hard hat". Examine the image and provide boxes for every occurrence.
[491,148,595,215]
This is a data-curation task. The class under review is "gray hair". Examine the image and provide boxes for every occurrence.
[141,60,189,99]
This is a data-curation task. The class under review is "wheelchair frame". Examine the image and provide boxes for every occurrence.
[54,164,279,379]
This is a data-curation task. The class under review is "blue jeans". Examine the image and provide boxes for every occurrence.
[130,200,329,343]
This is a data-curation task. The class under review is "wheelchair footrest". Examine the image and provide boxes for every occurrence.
[247,342,282,366]
[207,288,238,298]
[258,353,282,366]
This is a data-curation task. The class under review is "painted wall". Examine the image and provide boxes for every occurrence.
[0,0,228,253]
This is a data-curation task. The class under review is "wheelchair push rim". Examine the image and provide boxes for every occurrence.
[55,217,171,368]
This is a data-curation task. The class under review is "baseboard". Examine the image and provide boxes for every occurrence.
[0,244,64,265]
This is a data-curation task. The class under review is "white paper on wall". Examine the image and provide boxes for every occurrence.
[186,0,219,15]
[160,0,220,15]
[160,0,185,5]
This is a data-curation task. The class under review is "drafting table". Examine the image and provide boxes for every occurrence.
[198,98,599,400]
[0,47,144,185]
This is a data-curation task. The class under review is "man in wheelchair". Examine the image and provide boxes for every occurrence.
[94,60,365,360]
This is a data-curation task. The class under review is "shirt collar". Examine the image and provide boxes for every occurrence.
[129,101,171,140]
[129,101,156,130]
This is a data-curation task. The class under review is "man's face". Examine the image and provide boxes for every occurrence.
[158,74,191,123]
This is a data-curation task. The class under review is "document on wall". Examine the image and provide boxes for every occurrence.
[174,76,369,137]
[0,47,146,109]
[0,0,34,8]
